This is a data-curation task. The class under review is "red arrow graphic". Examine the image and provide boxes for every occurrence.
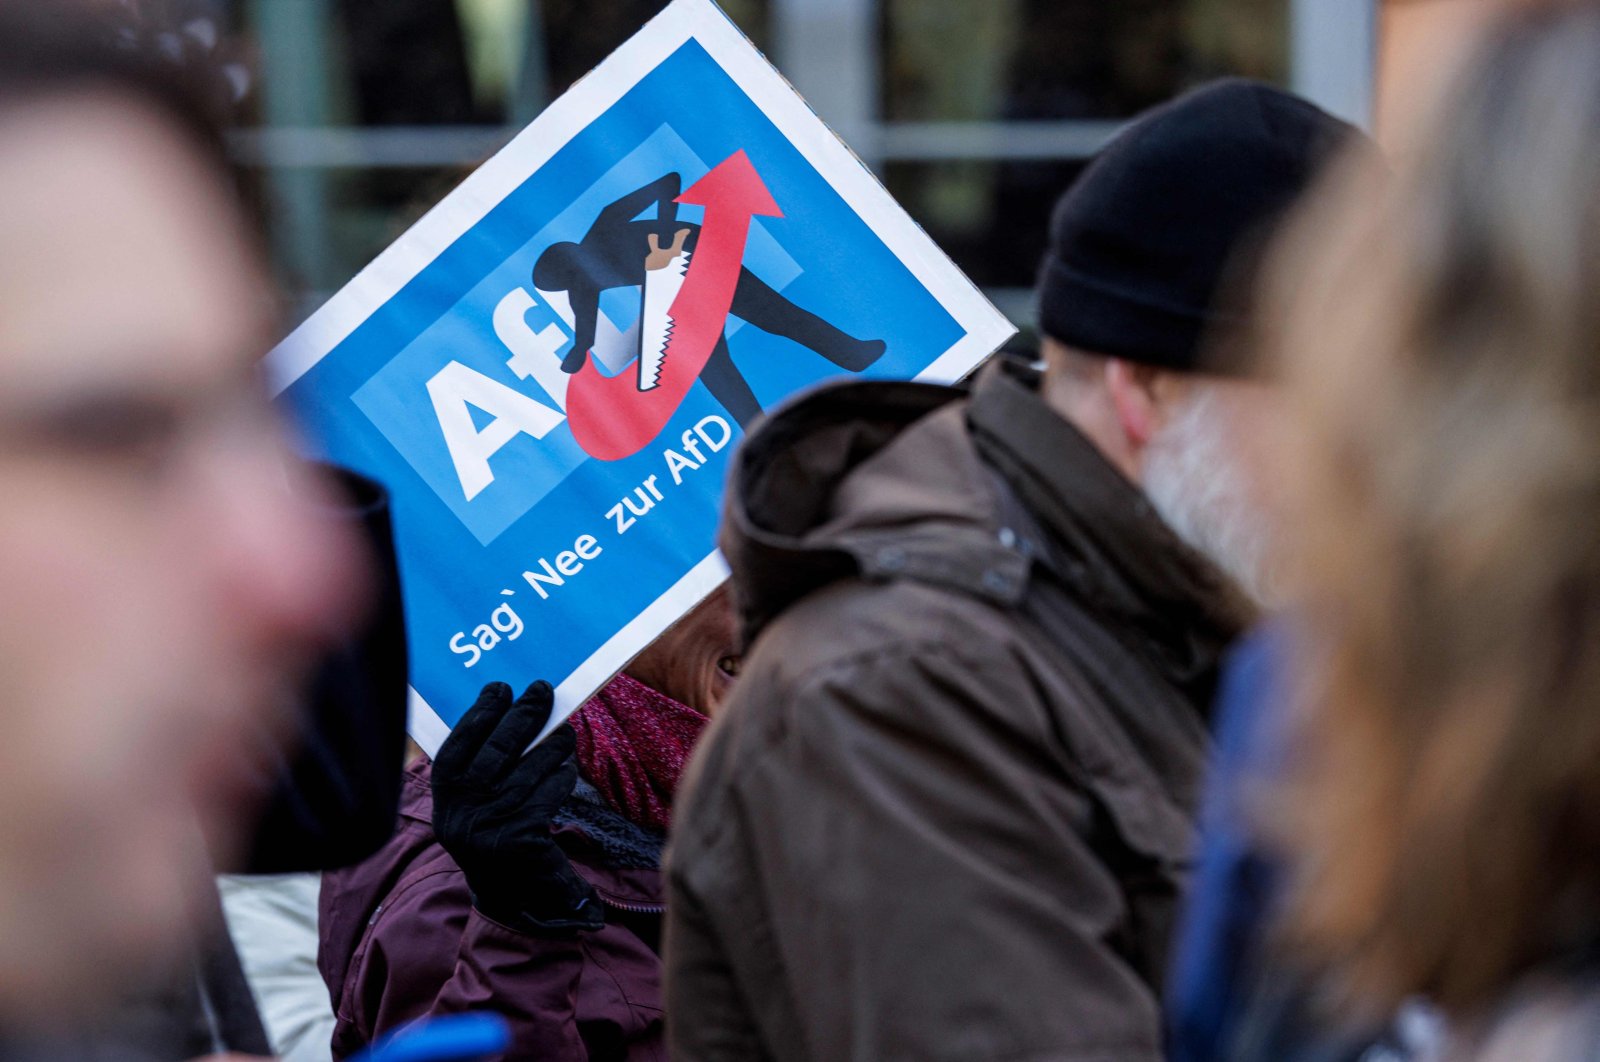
[565,151,782,461]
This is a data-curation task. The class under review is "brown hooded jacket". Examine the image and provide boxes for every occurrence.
[665,356,1253,1061]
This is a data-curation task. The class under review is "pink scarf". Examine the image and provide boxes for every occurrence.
[569,673,710,835]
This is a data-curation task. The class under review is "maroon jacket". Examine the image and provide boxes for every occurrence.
[319,759,667,1061]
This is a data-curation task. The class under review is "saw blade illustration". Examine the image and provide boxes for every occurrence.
[637,246,691,392]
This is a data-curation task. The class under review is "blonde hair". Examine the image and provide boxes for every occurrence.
[1266,0,1600,1016]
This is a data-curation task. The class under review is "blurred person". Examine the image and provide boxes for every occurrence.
[1246,2,1600,1058]
[1165,618,1439,1062]
[319,588,739,1061]
[663,79,1355,1062]
[0,0,366,1051]
[209,468,408,1062]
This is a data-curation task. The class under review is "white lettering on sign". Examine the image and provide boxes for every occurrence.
[429,286,647,501]
[426,360,566,501]
[494,287,572,409]
[428,285,697,502]
[442,418,730,670]
[448,590,527,669]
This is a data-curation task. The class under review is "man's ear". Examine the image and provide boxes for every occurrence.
[1105,358,1163,455]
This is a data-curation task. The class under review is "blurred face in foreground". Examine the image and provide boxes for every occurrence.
[0,92,362,1013]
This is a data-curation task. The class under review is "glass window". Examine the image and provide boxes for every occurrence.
[883,0,1287,122]
[225,0,772,306]
[217,0,1291,318]
[883,158,1088,292]
[880,0,1289,300]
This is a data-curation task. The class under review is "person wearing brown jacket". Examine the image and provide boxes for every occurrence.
[664,80,1357,1062]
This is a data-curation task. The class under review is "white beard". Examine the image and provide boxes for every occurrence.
[1141,386,1279,608]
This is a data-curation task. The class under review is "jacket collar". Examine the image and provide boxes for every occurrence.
[966,356,1254,683]
[721,357,1252,677]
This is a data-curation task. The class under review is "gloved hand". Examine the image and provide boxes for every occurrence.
[432,680,603,935]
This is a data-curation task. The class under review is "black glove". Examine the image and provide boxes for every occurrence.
[432,680,603,935]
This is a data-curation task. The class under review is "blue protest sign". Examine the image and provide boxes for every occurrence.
[267,0,1015,750]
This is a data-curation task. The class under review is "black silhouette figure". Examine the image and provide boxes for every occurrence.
[532,173,886,427]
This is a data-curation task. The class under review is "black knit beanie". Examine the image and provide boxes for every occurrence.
[1036,78,1358,374]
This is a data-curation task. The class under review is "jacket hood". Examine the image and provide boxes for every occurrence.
[720,375,1029,646]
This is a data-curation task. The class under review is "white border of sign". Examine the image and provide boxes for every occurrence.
[266,0,1015,748]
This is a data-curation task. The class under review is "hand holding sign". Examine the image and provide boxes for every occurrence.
[432,680,603,935]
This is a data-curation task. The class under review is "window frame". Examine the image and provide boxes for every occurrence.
[243,0,1378,320]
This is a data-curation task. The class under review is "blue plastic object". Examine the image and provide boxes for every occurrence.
[346,1013,512,1062]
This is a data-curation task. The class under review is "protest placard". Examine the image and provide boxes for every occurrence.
[268,0,1015,750]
